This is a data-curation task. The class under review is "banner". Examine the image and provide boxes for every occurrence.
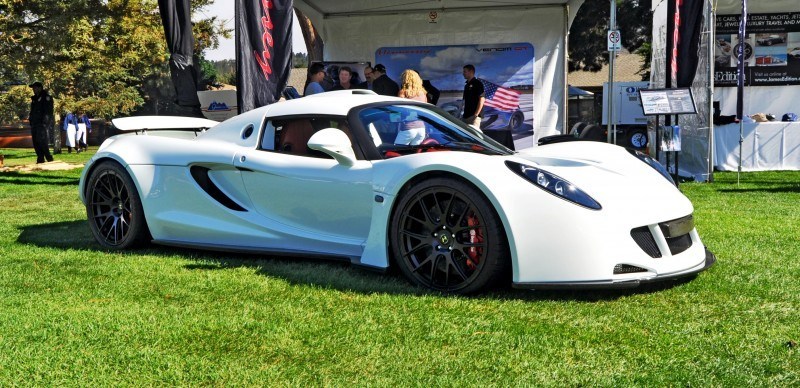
[375,43,534,149]
[236,0,293,113]
[715,11,800,86]
[158,0,203,117]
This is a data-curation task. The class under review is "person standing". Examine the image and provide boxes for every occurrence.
[461,64,485,129]
[397,69,428,102]
[371,64,399,97]
[304,63,326,96]
[359,65,374,90]
[395,70,428,145]
[28,81,54,163]
[76,111,91,152]
[331,66,356,90]
[62,111,78,153]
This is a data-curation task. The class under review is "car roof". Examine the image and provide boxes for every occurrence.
[266,90,413,117]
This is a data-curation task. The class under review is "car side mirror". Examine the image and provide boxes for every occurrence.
[307,128,357,166]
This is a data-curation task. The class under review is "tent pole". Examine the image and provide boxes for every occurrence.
[563,4,569,134]
[707,0,715,183]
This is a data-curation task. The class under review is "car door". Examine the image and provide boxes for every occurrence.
[233,117,374,252]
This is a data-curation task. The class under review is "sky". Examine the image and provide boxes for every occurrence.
[201,2,307,61]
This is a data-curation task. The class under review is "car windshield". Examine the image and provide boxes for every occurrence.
[356,104,511,159]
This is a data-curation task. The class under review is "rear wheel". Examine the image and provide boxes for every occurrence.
[86,161,149,249]
[390,177,509,294]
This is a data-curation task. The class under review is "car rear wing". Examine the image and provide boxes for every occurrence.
[111,116,219,136]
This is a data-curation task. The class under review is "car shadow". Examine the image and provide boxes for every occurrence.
[18,220,696,301]
[0,170,80,186]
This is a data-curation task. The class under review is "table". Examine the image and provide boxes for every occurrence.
[714,122,800,171]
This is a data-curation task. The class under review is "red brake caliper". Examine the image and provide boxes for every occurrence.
[466,213,483,270]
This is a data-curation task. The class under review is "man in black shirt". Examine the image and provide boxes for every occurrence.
[461,64,484,128]
[28,81,54,163]
[371,64,399,97]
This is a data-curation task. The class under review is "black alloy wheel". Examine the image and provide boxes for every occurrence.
[390,177,509,294]
[86,161,149,249]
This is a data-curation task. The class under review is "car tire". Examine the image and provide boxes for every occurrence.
[390,177,509,294]
[570,121,588,136]
[578,124,605,141]
[86,161,150,249]
[508,111,525,131]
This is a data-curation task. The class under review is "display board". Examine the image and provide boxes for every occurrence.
[714,11,800,86]
[376,43,535,149]
[639,88,697,115]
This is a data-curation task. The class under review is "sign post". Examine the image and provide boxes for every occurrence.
[606,0,619,144]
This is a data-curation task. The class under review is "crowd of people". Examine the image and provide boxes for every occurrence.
[24,62,487,164]
[302,63,484,128]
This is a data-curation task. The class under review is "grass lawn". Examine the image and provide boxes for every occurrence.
[1,147,798,385]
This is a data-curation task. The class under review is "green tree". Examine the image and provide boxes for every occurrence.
[0,0,230,122]
[568,0,652,79]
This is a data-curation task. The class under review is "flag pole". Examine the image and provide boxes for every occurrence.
[735,0,747,185]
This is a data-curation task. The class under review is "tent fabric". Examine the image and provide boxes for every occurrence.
[294,0,584,142]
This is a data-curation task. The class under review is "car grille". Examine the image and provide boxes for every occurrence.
[614,264,648,274]
[630,214,694,258]
[631,226,662,258]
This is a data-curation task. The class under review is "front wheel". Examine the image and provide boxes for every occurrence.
[85,161,150,249]
[390,177,509,294]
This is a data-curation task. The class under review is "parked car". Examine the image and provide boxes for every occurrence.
[756,35,785,46]
[79,90,714,294]
[440,99,525,131]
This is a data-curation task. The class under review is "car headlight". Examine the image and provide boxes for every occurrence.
[627,149,675,185]
[506,161,601,210]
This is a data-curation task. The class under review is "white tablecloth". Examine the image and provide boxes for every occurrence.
[714,122,800,171]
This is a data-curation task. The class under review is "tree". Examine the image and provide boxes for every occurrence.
[0,0,230,123]
[568,0,652,79]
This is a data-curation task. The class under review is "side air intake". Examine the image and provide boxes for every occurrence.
[190,166,247,212]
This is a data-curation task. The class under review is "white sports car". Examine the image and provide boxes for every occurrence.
[79,90,715,294]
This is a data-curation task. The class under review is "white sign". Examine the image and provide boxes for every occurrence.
[607,30,621,51]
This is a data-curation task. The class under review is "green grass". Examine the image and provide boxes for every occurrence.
[1,147,798,385]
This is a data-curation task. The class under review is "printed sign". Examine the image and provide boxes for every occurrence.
[375,43,535,149]
[715,12,800,86]
[639,88,697,115]
[608,30,622,51]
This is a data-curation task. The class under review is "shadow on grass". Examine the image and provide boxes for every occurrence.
[716,185,800,194]
[18,220,696,302]
[0,170,80,186]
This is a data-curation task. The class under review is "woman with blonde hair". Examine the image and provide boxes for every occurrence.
[397,69,427,102]
[394,70,427,145]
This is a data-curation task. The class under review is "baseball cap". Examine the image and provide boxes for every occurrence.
[29,81,43,88]
[373,64,386,73]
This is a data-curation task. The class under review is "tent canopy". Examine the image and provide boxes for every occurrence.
[568,85,593,97]
[294,0,585,142]
[299,0,576,16]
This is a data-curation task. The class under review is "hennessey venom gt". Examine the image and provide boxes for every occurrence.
[79,90,715,294]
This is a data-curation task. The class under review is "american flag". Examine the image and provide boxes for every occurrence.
[479,79,521,112]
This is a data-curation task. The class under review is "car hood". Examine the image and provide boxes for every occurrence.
[512,141,691,217]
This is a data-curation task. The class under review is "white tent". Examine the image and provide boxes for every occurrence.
[650,0,800,179]
[293,0,585,143]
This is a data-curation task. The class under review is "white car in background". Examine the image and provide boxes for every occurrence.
[79,90,715,294]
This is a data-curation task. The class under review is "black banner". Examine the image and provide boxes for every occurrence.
[676,0,706,87]
[236,0,294,113]
[715,12,800,87]
[158,0,203,117]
